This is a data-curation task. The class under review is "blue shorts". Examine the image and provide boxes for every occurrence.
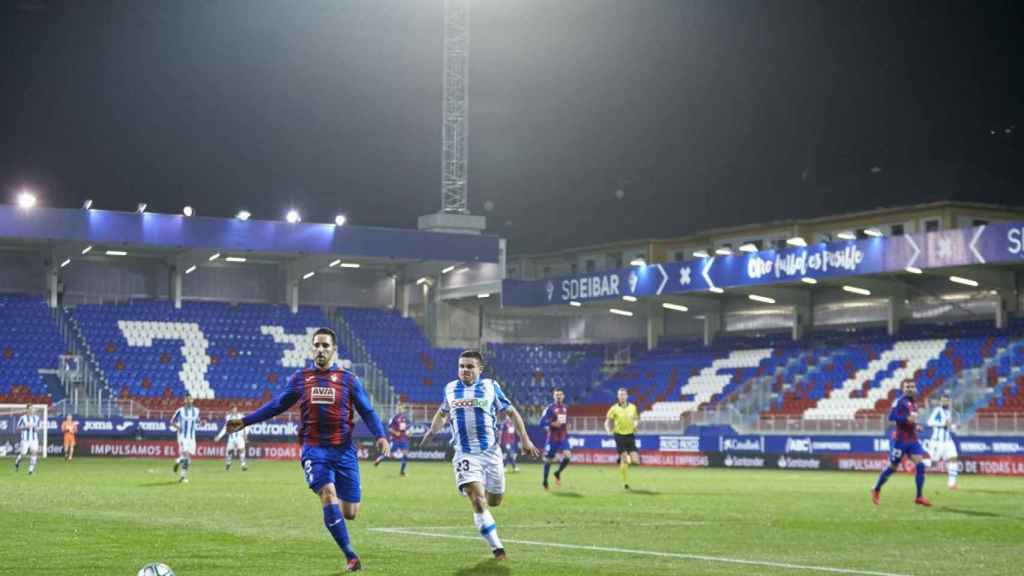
[889,440,926,466]
[391,438,409,451]
[545,438,570,459]
[301,446,361,502]
[502,442,519,455]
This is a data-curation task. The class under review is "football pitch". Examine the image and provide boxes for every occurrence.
[2,458,1021,576]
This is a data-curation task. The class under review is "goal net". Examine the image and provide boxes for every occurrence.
[0,404,49,459]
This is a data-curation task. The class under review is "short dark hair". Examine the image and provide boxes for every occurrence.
[459,350,484,365]
[617,387,628,394]
[553,387,564,394]
[313,327,337,345]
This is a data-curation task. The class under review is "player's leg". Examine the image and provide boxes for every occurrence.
[554,444,571,485]
[307,454,360,569]
[542,441,554,489]
[239,444,248,471]
[456,451,506,558]
[510,443,519,471]
[872,444,903,504]
[179,441,194,482]
[909,451,930,505]
[398,446,408,476]
[15,442,25,470]
[225,446,233,470]
[943,442,959,489]
[64,439,70,461]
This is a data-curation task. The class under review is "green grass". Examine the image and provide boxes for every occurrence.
[2,458,1022,575]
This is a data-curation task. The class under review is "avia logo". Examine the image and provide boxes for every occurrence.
[310,387,336,405]
[545,281,555,301]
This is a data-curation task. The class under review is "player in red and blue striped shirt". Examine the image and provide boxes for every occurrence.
[374,406,410,476]
[228,328,389,572]
[541,388,572,490]
[871,379,932,507]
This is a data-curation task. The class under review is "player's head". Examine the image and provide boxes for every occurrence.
[902,379,916,397]
[553,388,565,404]
[617,387,629,404]
[312,327,338,370]
[184,392,193,406]
[941,394,951,409]
[458,350,484,384]
[230,404,238,414]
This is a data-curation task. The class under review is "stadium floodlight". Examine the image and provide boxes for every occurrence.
[609,308,634,317]
[477,293,490,299]
[715,247,733,256]
[842,285,871,296]
[185,265,197,274]
[864,227,884,237]
[416,277,429,285]
[328,259,341,268]
[456,266,471,273]
[225,257,247,263]
[105,250,127,256]
[81,245,93,255]
[748,294,776,304]
[738,243,758,253]
[340,262,360,268]
[236,210,251,221]
[286,209,301,224]
[709,287,725,294]
[905,266,923,274]
[786,236,807,247]
[662,302,688,312]
[208,253,221,261]
[16,190,37,209]
[629,258,646,267]
[837,231,857,241]
[622,295,638,302]
[82,199,93,210]
[692,249,710,258]
[569,301,582,307]
[136,203,147,213]
[949,275,979,287]
[302,271,315,280]
[182,206,194,217]
[441,265,456,274]
[334,214,347,227]
[800,277,818,285]
[59,258,71,268]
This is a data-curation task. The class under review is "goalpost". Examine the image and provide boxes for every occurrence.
[0,404,49,459]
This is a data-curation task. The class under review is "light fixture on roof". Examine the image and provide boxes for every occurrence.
[662,302,688,312]
[477,293,490,299]
[81,245,93,255]
[949,275,979,287]
[569,301,582,307]
[738,243,758,253]
[622,295,638,302]
[709,287,725,294]
[842,285,871,296]
[302,271,315,280]
[715,247,733,256]
[185,265,197,274]
[136,203,147,213]
[441,265,456,274]
[609,308,634,317]
[786,236,807,247]
[905,266,923,275]
[692,249,710,258]
[286,209,301,224]
[837,231,857,241]
[800,277,818,285]
[82,199,93,210]
[748,294,776,304]
[105,250,127,256]
[236,210,251,221]
[182,206,194,217]
[629,258,646,267]
[340,262,361,269]
[456,266,470,273]
[416,277,430,285]
[208,253,221,261]
[864,227,884,237]
[16,190,37,209]
[60,258,71,268]
[334,214,347,227]
[328,259,341,267]
[225,257,247,263]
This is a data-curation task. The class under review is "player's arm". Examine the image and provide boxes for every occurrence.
[419,406,447,447]
[214,421,228,442]
[604,406,615,435]
[168,410,180,433]
[502,405,541,457]
[350,377,390,457]
[228,376,302,432]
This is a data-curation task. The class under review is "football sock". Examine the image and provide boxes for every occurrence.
[323,504,357,560]
[915,462,925,498]
[620,459,629,485]
[225,452,232,469]
[948,462,958,487]
[556,457,570,476]
[399,455,407,475]
[543,461,551,484]
[14,454,22,469]
[474,510,502,550]
[181,456,190,478]
[28,455,37,473]
[240,451,248,469]
[509,452,517,467]
[874,466,894,491]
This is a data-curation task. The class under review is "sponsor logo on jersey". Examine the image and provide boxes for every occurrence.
[311,386,336,405]
[450,398,489,409]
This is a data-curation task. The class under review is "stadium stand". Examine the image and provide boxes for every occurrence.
[485,343,606,406]
[0,294,64,404]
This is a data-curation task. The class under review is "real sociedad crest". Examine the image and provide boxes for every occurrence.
[628,271,639,293]
[545,281,554,301]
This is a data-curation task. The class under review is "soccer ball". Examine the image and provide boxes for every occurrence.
[138,563,175,576]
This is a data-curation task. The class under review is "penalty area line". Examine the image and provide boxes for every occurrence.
[368,527,912,576]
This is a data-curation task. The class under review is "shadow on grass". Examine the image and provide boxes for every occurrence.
[626,488,661,496]
[454,559,511,576]
[550,490,583,498]
[937,506,1024,520]
[137,481,183,488]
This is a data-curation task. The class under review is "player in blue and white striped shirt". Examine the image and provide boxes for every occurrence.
[14,405,41,475]
[925,394,959,490]
[421,350,539,561]
[169,393,201,483]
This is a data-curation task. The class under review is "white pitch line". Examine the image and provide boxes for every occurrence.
[369,527,912,576]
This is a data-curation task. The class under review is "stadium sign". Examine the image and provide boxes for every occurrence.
[503,222,1024,306]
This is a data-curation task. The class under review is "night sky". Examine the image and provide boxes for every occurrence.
[1,0,1020,254]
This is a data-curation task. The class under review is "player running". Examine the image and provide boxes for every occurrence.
[61,414,79,462]
[227,328,389,573]
[420,350,540,561]
[14,404,41,475]
[373,404,410,476]
[872,379,932,507]
[924,393,959,490]
[215,405,248,472]
[541,388,571,490]
[605,388,640,490]
[499,414,520,473]
[169,393,201,483]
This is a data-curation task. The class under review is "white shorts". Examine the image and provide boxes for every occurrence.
[178,437,196,455]
[226,438,246,452]
[19,440,39,455]
[452,446,505,496]
[928,440,958,461]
